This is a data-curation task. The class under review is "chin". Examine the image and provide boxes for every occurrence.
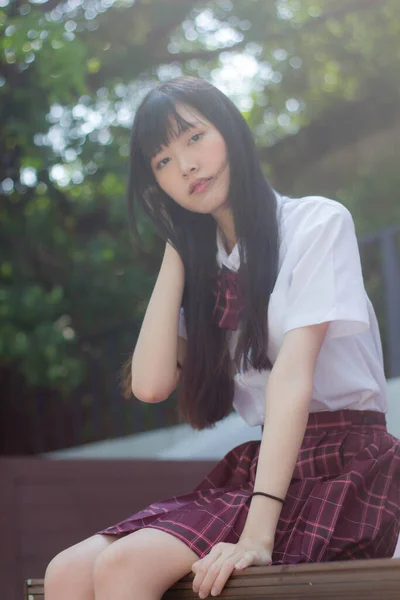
[197,201,225,215]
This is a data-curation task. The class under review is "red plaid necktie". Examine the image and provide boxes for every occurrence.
[212,265,244,331]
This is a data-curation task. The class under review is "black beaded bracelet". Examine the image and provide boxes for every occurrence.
[250,491,285,505]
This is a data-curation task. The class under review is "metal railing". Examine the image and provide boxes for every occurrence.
[359,224,400,378]
[51,223,400,450]
[4,224,399,455]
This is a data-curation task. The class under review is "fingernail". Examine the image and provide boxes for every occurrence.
[211,588,218,596]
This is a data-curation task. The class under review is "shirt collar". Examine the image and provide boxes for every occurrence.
[216,227,240,271]
[216,190,282,272]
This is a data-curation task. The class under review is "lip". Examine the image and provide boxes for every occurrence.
[189,177,213,194]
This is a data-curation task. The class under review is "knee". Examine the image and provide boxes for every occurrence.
[93,544,131,587]
[93,544,143,589]
[44,548,76,590]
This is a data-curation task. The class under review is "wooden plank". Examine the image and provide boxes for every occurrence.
[0,461,21,600]
[18,505,132,534]
[21,530,100,560]
[9,457,215,484]
[163,558,400,598]
[3,458,215,600]
[24,578,44,600]
[25,559,400,600]
[11,459,400,600]
[17,481,176,507]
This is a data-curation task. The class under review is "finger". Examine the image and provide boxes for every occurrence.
[192,548,223,593]
[194,549,237,598]
[191,561,200,574]
[196,560,224,598]
[192,545,223,573]
[234,550,257,570]
[209,557,238,597]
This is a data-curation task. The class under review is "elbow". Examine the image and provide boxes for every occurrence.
[131,381,175,404]
[130,360,180,403]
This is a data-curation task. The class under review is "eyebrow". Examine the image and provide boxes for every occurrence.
[152,119,204,160]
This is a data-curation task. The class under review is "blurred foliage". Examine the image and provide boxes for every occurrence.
[339,161,400,236]
[1,0,399,440]
[337,161,400,372]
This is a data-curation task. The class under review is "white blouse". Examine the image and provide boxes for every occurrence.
[179,193,388,427]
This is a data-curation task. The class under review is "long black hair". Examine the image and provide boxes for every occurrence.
[122,76,279,429]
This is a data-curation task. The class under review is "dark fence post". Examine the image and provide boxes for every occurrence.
[380,227,400,378]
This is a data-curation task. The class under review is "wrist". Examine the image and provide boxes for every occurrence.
[242,494,282,545]
[239,531,274,552]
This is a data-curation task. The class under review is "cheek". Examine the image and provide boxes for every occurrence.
[156,171,190,207]
[155,169,177,195]
[207,136,227,161]
[205,141,229,183]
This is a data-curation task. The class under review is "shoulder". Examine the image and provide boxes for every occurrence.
[279,194,355,239]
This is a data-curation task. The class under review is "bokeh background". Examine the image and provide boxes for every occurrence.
[1,0,400,455]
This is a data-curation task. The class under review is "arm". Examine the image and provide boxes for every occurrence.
[190,321,330,598]
[240,321,330,547]
[131,241,186,403]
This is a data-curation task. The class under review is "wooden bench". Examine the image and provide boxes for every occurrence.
[25,557,400,599]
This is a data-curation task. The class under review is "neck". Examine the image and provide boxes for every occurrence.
[212,205,236,254]
[220,230,236,254]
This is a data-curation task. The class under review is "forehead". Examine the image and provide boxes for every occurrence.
[158,105,208,150]
[172,104,206,127]
[139,100,209,162]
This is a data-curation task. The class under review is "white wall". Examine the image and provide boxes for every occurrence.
[387,377,400,438]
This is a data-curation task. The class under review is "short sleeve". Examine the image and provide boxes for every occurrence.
[178,306,187,339]
[284,203,370,340]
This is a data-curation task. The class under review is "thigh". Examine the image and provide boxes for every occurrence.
[45,534,115,599]
[94,528,199,596]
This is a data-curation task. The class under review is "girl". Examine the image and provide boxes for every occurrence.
[45,76,400,600]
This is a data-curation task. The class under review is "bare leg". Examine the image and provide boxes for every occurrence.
[45,534,115,600]
[93,528,198,600]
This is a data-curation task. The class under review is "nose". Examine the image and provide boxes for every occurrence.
[180,159,198,178]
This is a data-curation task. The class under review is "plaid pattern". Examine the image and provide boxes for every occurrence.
[98,410,400,564]
[212,265,243,330]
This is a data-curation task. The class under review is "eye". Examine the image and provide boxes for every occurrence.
[189,132,203,144]
[156,157,170,170]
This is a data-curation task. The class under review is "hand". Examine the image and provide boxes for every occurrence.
[191,537,272,598]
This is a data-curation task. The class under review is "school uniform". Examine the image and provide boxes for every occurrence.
[98,194,400,564]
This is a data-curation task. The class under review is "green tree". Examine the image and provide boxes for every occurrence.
[1,0,399,450]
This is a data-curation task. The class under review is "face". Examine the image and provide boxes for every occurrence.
[150,104,230,216]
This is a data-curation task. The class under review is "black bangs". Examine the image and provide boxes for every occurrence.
[136,93,198,162]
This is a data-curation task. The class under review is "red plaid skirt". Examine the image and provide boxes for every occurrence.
[97,410,400,564]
